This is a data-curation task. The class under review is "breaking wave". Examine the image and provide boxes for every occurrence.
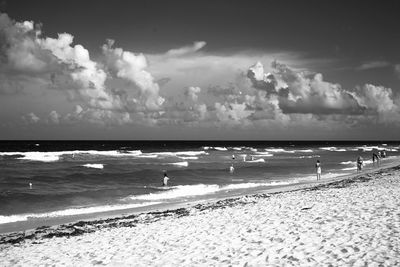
[0,202,161,225]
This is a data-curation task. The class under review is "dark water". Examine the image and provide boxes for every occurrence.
[0,141,399,225]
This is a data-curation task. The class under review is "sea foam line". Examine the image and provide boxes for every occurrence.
[0,202,161,225]
[82,164,104,169]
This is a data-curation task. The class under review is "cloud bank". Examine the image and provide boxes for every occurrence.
[1,12,400,138]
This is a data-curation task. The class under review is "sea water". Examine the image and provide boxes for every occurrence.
[0,141,399,230]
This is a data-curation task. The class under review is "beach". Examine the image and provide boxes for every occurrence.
[1,164,400,266]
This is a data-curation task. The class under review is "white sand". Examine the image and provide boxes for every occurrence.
[1,169,400,266]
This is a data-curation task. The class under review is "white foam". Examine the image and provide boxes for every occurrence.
[264,148,295,153]
[82,164,104,169]
[340,161,356,165]
[178,156,199,160]
[246,158,265,163]
[146,151,207,158]
[320,147,346,152]
[0,150,143,162]
[254,152,273,157]
[214,147,228,151]
[299,155,320,159]
[168,161,189,167]
[0,202,161,224]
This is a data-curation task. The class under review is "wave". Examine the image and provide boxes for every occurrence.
[320,147,346,152]
[131,180,299,201]
[148,151,207,157]
[246,158,265,163]
[264,148,294,153]
[0,202,161,225]
[340,161,355,165]
[203,146,228,151]
[254,151,273,157]
[0,150,143,162]
[298,155,320,158]
[82,164,104,169]
[354,146,398,152]
[295,149,314,153]
[167,161,189,167]
[178,156,199,160]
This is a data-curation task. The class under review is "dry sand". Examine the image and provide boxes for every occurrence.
[1,166,400,266]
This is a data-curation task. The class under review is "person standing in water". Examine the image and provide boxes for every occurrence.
[162,171,170,186]
[229,164,235,173]
[315,160,321,180]
[357,156,363,172]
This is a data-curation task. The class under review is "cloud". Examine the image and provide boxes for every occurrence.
[247,62,276,94]
[165,41,206,57]
[248,61,365,115]
[47,110,60,124]
[102,39,164,110]
[395,64,400,79]
[354,84,400,123]
[184,86,201,102]
[22,112,40,124]
[356,61,390,70]
[2,11,400,136]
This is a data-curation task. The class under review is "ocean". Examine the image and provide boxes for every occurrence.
[0,141,399,232]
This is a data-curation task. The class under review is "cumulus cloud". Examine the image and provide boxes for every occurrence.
[22,112,40,124]
[102,39,164,110]
[247,61,276,94]
[2,11,400,136]
[184,86,201,102]
[47,110,60,124]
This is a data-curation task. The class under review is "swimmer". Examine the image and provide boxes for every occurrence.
[232,154,235,160]
[229,165,235,173]
[162,172,170,186]
[29,182,32,189]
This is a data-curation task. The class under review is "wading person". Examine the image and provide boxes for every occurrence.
[315,160,321,181]
[162,171,170,186]
[357,156,363,172]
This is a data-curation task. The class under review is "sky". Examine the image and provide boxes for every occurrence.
[1,0,400,140]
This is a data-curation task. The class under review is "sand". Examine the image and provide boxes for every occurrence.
[1,166,400,266]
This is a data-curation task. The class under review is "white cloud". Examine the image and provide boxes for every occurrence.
[47,110,60,124]
[357,61,390,70]
[165,41,206,57]
[102,39,164,110]
[184,86,201,102]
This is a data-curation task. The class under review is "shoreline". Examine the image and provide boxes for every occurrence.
[1,159,398,245]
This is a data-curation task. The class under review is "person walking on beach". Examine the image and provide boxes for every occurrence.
[162,171,170,186]
[357,156,363,172]
[315,160,321,180]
